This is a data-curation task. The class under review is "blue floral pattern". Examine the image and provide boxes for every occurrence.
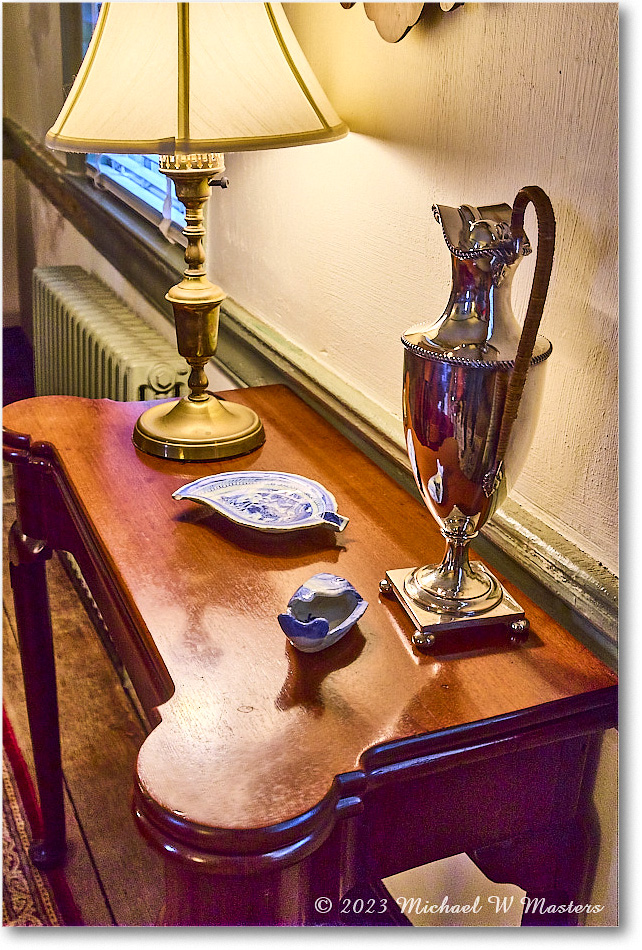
[173,471,348,533]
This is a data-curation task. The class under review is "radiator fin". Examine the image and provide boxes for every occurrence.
[32,266,189,400]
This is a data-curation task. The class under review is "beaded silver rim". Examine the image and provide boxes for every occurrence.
[401,335,553,371]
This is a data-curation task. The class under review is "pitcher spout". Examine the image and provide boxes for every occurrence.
[416,202,534,360]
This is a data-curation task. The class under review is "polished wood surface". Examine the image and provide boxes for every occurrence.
[3,385,617,925]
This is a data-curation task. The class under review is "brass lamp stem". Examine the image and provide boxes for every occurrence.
[132,154,264,461]
[182,179,208,281]
[162,154,227,405]
[178,189,210,402]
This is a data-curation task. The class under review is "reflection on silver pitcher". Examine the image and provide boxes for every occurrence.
[383,186,555,650]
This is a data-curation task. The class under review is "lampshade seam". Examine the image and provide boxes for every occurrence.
[177,3,190,146]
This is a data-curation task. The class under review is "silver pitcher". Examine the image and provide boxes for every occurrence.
[383,186,555,649]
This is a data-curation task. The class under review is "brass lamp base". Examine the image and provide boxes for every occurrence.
[133,393,265,461]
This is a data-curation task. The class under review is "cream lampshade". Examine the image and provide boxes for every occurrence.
[47,2,347,461]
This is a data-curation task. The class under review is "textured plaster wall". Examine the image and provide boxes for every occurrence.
[2,1,64,141]
[2,164,21,326]
[210,2,618,575]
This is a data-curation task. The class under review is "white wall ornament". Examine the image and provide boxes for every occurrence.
[364,3,424,42]
[340,2,462,43]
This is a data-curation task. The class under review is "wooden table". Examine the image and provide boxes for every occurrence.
[3,386,617,926]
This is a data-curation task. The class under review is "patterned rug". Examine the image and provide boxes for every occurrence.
[2,708,83,925]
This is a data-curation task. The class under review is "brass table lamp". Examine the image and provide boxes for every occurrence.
[46,2,347,460]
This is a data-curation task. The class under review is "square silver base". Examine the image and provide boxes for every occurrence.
[384,568,529,649]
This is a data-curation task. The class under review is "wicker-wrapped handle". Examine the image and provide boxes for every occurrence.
[495,185,556,465]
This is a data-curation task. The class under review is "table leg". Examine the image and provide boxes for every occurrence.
[8,521,67,869]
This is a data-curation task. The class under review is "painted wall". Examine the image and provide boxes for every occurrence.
[211,2,618,575]
[2,164,21,326]
[2,1,64,141]
[2,0,61,327]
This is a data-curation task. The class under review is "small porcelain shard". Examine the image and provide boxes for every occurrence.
[278,573,368,653]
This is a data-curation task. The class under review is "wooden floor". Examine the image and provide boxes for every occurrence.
[3,464,166,925]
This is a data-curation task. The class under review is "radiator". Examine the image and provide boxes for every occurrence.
[32,265,189,400]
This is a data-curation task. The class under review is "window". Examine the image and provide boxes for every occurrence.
[87,153,187,245]
[81,2,100,49]
[81,3,187,246]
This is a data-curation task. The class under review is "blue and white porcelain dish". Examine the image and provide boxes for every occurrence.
[172,471,349,533]
[278,573,368,653]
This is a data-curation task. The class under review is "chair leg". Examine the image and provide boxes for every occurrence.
[9,522,66,869]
